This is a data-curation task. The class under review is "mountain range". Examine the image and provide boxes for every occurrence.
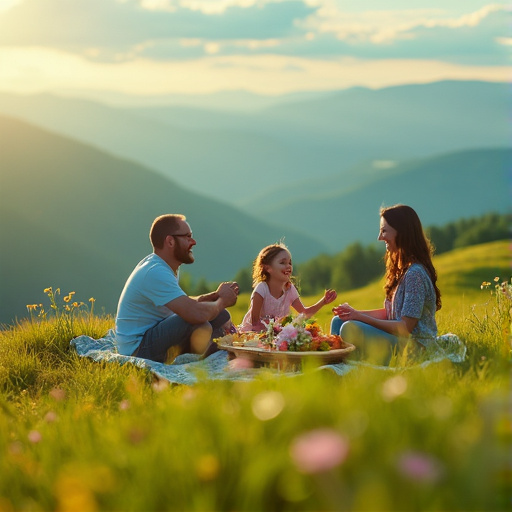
[0,115,326,325]
[0,80,508,208]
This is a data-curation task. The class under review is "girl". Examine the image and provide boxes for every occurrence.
[240,243,337,332]
[331,204,441,364]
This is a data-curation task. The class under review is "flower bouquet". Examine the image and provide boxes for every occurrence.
[259,314,343,352]
[215,315,355,368]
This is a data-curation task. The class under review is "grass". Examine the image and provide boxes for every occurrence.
[0,241,510,511]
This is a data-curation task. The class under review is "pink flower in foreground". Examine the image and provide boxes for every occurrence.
[28,430,42,444]
[290,429,349,474]
[397,451,444,484]
[44,411,58,423]
[49,388,66,401]
[119,399,131,411]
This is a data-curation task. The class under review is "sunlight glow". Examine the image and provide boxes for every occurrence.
[0,0,20,13]
[0,48,508,96]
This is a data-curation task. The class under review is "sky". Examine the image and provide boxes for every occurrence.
[0,0,509,99]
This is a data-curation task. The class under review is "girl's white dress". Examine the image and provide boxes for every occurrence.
[239,281,299,332]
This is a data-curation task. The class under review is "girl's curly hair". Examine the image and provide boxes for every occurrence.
[252,243,292,288]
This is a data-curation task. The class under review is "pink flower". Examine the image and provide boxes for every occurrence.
[28,430,42,444]
[44,411,58,423]
[397,451,444,483]
[49,388,66,401]
[278,324,298,343]
[278,341,289,351]
[119,399,131,411]
[290,429,349,474]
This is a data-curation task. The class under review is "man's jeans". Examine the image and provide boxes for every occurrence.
[135,309,231,363]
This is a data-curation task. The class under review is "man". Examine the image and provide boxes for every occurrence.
[115,214,239,362]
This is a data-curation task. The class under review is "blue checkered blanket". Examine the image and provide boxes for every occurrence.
[70,330,466,385]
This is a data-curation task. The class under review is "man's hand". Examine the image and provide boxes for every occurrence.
[198,282,239,303]
[217,282,239,307]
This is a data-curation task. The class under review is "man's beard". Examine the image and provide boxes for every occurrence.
[175,244,194,264]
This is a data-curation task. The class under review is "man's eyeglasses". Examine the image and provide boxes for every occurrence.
[169,232,193,238]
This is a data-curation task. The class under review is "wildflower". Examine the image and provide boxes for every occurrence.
[28,430,42,443]
[63,291,75,303]
[44,411,58,423]
[152,378,169,392]
[89,297,95,303]
[196,454,220,482]
[381,375,408,402]
[49,388,66,401]
[128,427,147,444]
[480,281,491,289]
[290,429,349,474]
[182,388,196,402]
[396,451,444,484]
[44,287,52,294]
[119,399,130,411]
[494,276,500,282]
[8,441,23,455]
[252,391,285,421]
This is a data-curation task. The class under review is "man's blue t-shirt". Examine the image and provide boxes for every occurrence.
[115,253,186,355]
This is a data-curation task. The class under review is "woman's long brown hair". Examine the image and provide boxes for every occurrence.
[381,204,442,310]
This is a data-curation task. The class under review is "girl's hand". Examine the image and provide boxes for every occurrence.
[323,289,337,305]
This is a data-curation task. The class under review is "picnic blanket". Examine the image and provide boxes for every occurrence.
[70,330,467,385]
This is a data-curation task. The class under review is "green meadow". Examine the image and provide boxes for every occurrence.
[0,240,510,511]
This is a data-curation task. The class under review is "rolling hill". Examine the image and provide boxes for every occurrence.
[0,81,508,207]
[0,116,328,325]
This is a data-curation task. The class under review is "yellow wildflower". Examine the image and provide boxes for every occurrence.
[64,291,76,302]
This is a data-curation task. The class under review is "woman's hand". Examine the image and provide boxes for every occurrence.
[323,289,337,305]
[332,302,358,321]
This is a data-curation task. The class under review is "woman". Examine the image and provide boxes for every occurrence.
[331,204,441,364]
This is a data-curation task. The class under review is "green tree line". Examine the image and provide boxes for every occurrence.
[184,212,509,296]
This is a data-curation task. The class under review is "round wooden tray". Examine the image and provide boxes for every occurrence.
[217,340,356,366]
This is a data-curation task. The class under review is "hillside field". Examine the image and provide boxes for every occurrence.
[0,240,509,511]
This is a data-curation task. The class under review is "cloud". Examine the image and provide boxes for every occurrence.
[299,4,509,64]
[0,0,507,67]
[0,0,316,60]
